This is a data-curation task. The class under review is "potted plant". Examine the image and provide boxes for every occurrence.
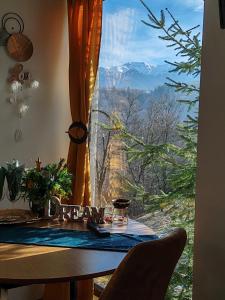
[21,159,72,217]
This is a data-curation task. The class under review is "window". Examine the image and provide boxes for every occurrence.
[91,1,203,296]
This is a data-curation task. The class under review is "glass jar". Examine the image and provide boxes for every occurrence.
[112,207,128,225]
[112,198,130,225]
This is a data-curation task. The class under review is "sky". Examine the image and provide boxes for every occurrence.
[100,0,204,67]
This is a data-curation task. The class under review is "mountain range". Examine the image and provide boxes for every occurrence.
[99,62,197,91]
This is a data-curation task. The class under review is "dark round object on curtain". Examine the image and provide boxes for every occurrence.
[67,121,88,144]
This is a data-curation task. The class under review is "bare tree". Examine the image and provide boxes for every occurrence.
[94,86,182,213]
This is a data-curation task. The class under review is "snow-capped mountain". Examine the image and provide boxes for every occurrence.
[110,62,154,75]
[99,62,195,91]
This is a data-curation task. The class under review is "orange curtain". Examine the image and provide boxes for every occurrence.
[67,0,102,207]
[43,1,102,299]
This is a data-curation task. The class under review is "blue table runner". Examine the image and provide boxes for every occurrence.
[0,226,158,252]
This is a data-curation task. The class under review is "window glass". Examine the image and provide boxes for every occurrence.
[92,1,203,298]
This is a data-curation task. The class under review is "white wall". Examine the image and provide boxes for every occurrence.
[0,0,70,299]
[0,0,70,208]
[194,0,225,299]
[0,0,70,164]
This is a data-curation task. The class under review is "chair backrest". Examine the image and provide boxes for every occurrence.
[100,228,187,300]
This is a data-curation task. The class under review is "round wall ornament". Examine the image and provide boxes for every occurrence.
[2,12,24,34]
[7,33,33,62]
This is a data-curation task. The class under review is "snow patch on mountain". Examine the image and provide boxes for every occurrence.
[99,62,196,91]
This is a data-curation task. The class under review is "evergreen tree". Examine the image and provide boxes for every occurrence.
[104,1,202,298]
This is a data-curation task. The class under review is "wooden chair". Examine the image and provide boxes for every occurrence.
[99,228,187,300]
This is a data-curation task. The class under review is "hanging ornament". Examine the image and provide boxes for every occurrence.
[30,80,39,89]
[18,103,29,118]
[0,12,24,46]
[14,129,23,143]
[8,96,16,104]
[8,64,24,83]
[0,12,33,62]
[7,33,33,62]
[11,81,22,94]
[6,64,39,143]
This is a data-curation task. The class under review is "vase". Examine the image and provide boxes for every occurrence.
[0,168,5,200]
[44,199,50,218]
[4,164,24,201]
[30,201,46,218]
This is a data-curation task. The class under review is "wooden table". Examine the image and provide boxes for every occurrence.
[0,219,154,300]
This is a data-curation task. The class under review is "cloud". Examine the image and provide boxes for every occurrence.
[100,39,176,67]
[181,0,204,11]
[100,1,203,68]
[100,8,173,67]
[100,13,176,68]
[101,8,137,67]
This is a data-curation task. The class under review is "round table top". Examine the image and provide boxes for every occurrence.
[0,219,154,285]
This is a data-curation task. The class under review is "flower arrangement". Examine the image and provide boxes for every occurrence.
[21,158,72,216]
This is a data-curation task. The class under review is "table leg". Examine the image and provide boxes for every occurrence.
[0,288,8,300]
[70,279,77,300]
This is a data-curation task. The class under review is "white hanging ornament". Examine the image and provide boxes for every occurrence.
[14,129,23,143]
[7,65,40,143]
[30,80,39,89]
[18,103,29,118]
[8,96,16,104]
[11,80,22,93]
